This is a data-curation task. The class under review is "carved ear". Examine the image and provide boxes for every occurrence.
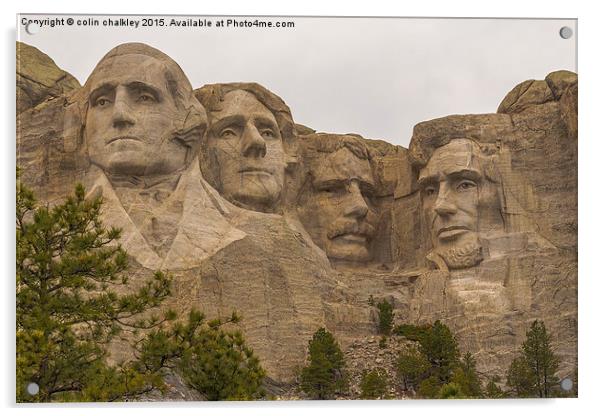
[174,124,205,149]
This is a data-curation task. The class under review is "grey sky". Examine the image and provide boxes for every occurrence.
[18,15,576,147]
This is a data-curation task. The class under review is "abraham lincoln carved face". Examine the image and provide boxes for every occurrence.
[418,139,503,269]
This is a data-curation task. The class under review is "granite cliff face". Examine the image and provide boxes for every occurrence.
[17,42,80,114]
[16,42,577,391]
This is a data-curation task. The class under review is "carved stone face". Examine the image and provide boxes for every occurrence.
[298,147,378,262]
[85,54,187,177]
[204,90,286,211]
[418,139,501,260]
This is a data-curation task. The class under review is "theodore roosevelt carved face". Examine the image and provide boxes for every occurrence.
[297,135,378,263]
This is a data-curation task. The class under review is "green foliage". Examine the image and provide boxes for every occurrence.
[300,328,347,399]
[138,310,266,401]
[418,321,460,384]
[378,336,387,349]
[522,320,560,397]
[506,320,560,398]
[438,382,466,399]
[392,323,432,342]
[376,299,394,335]
[450,352,482,398]
[396,345,430,391]
[418,375,441,398]
[484,380,506,398]
[16,179,265,402]
[506,356,537,397]
[359,368,389,399]
[16,180,173,402]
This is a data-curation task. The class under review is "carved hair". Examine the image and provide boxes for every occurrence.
[298,133,372,161]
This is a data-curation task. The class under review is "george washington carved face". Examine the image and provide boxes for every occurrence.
[83,44,204,178]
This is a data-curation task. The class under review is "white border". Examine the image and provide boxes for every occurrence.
[2,1,599,415]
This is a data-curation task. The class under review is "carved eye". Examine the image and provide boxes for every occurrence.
[457,180,477,191]
[138,93,156,103]
[260,129,275,138]
[423,187,437,197]
[95,97,111,107]
[220,129,237,139]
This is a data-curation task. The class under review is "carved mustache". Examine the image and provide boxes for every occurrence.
[327,220,375,240]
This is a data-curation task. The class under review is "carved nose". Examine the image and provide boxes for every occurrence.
[434,192,457,216]
[241,124,267,158]
[112,89,135,129]
[344,182,369,218]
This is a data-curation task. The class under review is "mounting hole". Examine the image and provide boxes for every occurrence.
[26,382,39,395]
[25,22,40,35]
[560,378,573,391]
[559,26,573,40]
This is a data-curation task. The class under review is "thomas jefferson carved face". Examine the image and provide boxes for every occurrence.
[418,139,502,268]
[85,54,191,177]
[204,90,286,211]
[298,145,378,263]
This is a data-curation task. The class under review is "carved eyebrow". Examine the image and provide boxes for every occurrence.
[210,115,245,133]
[447,169,482,182]
[254,116,279,131]
[126,81,162,102]
[417,175,439,188]
[88,82,116,104]
[313,178,346,190]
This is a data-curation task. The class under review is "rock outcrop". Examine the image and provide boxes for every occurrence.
[16,42,80,114]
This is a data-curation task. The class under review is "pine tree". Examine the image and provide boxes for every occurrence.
[300,328,347,399]
[16,179,173,402]
[359,368,389,399]
[522,320,560,398]
[376,298,394,335]
[506,320,560,398]
[418,320,460,384]
[396,345,429,391]
[506,356,537,397]
[438,382,466,399]
[450,352,482,398]
[484,379,506,398]
[138,310,266,401]
[16,177,267,402]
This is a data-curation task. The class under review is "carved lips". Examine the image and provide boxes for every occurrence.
[106,135,142,145]
[238,165,274,176]
[436,225,471,240]
[327,221,375,243]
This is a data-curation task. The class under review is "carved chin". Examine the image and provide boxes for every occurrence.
[434,241,484,270]
[326,239,371,262]
[229,178,282,211]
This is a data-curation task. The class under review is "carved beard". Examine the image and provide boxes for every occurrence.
[431,241,484,270]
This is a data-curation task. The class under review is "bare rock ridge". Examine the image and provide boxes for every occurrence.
[17,41,81,114]
[16,42,577,390]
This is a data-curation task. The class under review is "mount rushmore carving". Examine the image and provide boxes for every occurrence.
[16,42,577,386]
